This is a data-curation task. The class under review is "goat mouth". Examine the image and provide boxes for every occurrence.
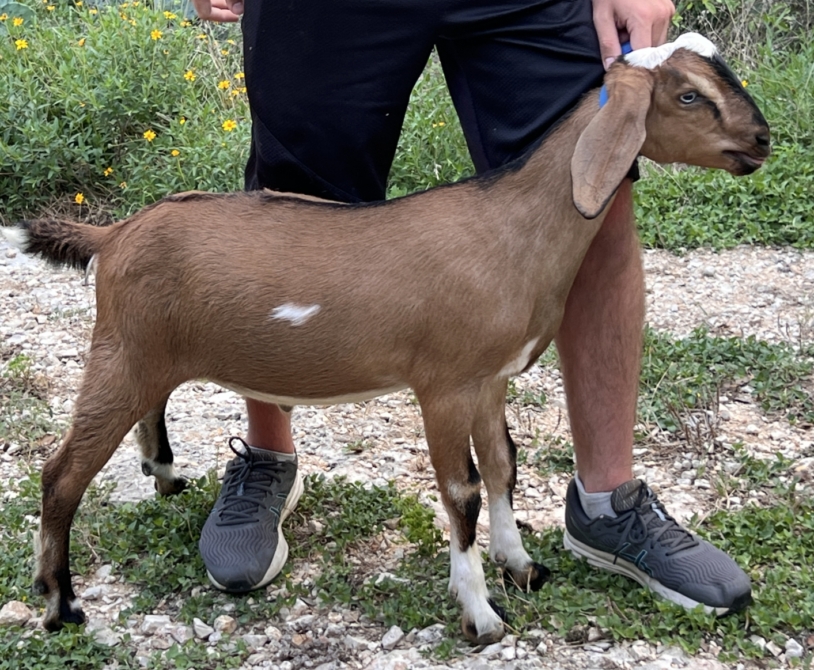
[724,151,767,173]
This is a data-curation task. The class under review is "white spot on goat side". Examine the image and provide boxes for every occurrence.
[1,225,29,251]
[624,32,717,70]
[270,303,321,326]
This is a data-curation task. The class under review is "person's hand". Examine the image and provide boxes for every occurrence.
[191,0,243,22]
[592,0,675,69]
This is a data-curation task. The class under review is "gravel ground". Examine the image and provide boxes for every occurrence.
[1,237,813,669]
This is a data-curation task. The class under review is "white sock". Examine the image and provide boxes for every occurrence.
[248,445,297,462]
[575,473,616,519]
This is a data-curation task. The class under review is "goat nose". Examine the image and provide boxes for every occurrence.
[755,131,770,147]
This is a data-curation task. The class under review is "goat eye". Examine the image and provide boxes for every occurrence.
[680,91,698,104]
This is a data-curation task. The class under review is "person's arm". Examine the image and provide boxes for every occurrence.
[191,0,243,22]
[592,0,675,69]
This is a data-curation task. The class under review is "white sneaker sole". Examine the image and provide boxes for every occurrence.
[563,530,730,616]
[207,470,305,592]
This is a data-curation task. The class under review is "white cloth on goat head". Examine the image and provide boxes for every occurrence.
[624,33,718,70]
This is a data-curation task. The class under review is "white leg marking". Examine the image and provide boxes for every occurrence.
[449,529,503,637]
[145,462,179,482]
[269,303,321,326]
[488,494,532,571]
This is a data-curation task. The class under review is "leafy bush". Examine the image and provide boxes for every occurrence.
[0,1,248,221]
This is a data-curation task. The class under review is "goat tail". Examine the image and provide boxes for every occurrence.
[1,219,108,271]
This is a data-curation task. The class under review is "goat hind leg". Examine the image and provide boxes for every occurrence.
[472,381,550,592]
[36,365,162,630]
[136,395,186,495]
[419,392,506,645]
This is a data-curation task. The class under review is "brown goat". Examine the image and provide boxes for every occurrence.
[2,34,769,643]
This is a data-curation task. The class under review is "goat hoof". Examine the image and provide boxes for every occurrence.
[504,561,551,592]
[154,476,187,496]
[43,604,86,632]
[461,613,505,645]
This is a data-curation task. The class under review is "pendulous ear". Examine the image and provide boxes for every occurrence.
[571,66,655,219]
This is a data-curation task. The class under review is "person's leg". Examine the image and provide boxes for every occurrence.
[555,180,640,494]
[438,0,751,613]
[199,0,439,592]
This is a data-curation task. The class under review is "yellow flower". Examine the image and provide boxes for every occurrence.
[74,193,85,205]
[0,14,7,21]
[180,20,190,27]
[89,8,97,14]
[75,1,82,6]
[119,181,127,189]
[741,79,749,87]
[103,167,113,176]
[78,37,86,46]
[163,11,176,19]
[218,80,230,90]
[47,5,55,10]
[222,119,237,132]
[15,39,28,50]
[179,116,186,124]
[120,2,129,7]
[13,16,23,26]
[171,149,180,157]
[151,29,162,41]
[143,129,156,141]
[234,72,245,80]
[221,49,228,55]
[196,33,207,40]
[184,70,196,81]
[227,39,235,45]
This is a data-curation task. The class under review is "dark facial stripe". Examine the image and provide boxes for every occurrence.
[707,54,768,127]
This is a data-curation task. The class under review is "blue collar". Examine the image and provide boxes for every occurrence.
[598,42,633,108]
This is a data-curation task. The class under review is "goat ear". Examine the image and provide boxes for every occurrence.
[571,67,654,219]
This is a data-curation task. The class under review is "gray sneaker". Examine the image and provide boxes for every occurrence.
[564,478,751,615]
[200,437,304,592]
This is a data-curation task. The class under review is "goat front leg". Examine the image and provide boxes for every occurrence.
[472,380,550,591]
[419,391,506,645]
[136,395,187,496]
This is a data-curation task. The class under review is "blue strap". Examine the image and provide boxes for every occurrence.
[598,42,633,109]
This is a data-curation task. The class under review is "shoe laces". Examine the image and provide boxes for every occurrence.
[613,482,698,556]
[216,437,287,527]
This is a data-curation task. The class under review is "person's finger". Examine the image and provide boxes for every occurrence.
[593,1,622,70]
[192,0,240,22]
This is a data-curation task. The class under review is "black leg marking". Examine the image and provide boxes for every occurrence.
[154,411,173,466]
[459,491,482,552]
[487,598,509,623]
[504,423,518,507]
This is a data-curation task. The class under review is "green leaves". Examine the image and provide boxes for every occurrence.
[639,326,814,430]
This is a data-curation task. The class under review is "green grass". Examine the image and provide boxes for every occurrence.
[639,326,814,431]
[0,352,57,451]
[2,467,812,665]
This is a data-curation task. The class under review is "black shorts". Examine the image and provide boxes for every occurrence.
[242,0,605,202]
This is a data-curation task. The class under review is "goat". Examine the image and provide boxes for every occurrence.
[2,33,769,643]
